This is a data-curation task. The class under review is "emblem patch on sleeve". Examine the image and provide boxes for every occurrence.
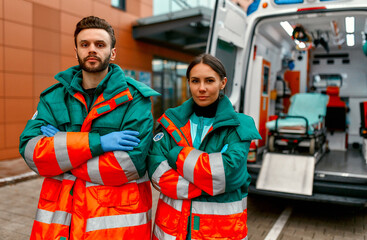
[153,132,164,142]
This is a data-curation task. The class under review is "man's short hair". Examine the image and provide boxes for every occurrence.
[74,16,116,48]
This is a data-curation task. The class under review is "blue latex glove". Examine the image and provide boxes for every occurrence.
[41,125,60,137]
[220,144,228,153]
[100,130,140,152]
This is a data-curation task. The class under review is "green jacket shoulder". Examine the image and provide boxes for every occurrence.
[40,83,64,97]
[235,113,262,141]
[126,77,160,98]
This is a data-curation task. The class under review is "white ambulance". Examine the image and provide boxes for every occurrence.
[208,0,367,206]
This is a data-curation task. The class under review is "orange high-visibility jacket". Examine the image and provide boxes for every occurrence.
[148,97,261,240]
[19,64,159,240]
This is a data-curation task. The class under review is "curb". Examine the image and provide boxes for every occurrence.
[0,172,39,187]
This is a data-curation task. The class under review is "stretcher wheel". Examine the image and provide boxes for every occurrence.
[269,136,275,152]
[309,138,315,154]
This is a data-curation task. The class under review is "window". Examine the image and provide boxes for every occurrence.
[112,0,125,10]
[152,58,189,127]
[263,66,270,95]
[215,39,236,98]
[274,0,303,4]
[312,74,342,88]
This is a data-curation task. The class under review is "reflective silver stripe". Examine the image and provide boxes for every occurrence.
[24,135,44,174]
[153,224,176,240]
[152,161,191,199]
[114,151,139,181]
[160,194,183,212]
[35,208,72,226]
[87,156,104,185]
[63,173,76,181]
[209,152,226,195]
[50,173,75,182]
[86,181,100,188]
[183,149,202,183]
[176,175,189,199]
[54,132,73,172]
[192,197,247,215]
[136,172,150,184]
[151,160,171,191]
[51,174,63,181]
[86,209,152,232]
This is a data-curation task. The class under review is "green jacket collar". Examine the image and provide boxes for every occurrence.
[54,64,128,101]
[165,96,240,129]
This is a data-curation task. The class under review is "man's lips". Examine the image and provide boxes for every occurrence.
[85,56,100,62]
[198,96,208,100]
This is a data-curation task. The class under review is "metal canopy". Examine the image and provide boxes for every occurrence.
[132,7,212,55]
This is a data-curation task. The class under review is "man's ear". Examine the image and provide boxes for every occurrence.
[110,48,117,61]
[74,48,78,59]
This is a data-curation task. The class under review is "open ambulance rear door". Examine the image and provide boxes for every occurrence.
[207,0,249,111]
[207,0,367,207]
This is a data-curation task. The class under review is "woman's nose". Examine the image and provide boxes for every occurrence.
[199,82,207,91]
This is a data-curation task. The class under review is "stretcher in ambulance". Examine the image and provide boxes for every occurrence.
[207,0,367,206]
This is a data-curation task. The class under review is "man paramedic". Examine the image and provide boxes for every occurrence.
[19,16,158,240]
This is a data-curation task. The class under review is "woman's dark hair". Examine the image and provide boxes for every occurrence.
[186,53,227,80]
[74,16,116,48]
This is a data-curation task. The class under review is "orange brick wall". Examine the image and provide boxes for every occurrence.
[0,0,194,160]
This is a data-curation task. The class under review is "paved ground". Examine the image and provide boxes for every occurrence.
[0,158,37,187]
[246,195,367,240]
[0,158,366,240]
[0,178,41,240]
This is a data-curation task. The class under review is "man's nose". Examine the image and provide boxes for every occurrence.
[88,44,97,53]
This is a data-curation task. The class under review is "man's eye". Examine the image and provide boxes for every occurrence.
[97,43,105,47]
[81,43,88,47]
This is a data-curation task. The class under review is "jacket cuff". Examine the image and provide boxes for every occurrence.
[89,132,104,157]
[167,146,184,170]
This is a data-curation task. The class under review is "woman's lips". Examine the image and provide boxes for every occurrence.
[198,96,208,100]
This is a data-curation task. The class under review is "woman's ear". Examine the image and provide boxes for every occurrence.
[221,77,228,90]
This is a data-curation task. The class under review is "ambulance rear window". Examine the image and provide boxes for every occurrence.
[274,0,303,5]
[215,39,236,98]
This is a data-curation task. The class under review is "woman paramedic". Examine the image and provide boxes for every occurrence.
[148,53,261,240]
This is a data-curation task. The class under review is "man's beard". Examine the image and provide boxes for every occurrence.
[77,53,111,73]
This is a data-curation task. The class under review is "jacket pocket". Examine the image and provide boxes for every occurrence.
[40,177,62,202]
[191,210,248,239]
[96,182,140,207]
[155,197,182,235]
